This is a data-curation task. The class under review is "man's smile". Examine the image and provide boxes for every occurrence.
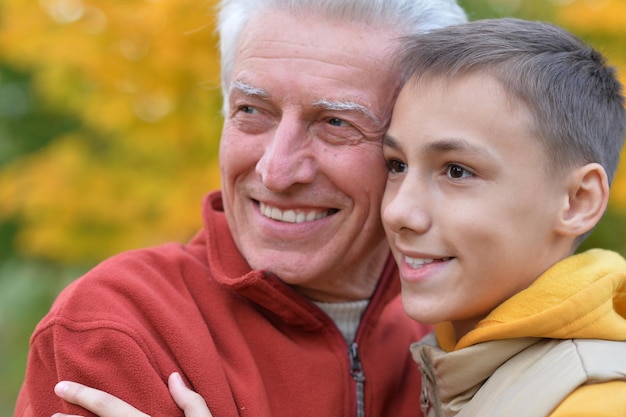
[259,201,338,223]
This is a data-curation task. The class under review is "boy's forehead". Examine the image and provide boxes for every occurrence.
[401,71,535,131]
[408,71,520,104]
[392,71,545,160]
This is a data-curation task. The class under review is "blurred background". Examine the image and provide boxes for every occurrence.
[0,0,625,414]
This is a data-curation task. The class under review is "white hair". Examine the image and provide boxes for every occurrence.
[216,0,468,110]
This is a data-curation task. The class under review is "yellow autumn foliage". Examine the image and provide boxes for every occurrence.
[557,0,626,34]
[0,0,223,263]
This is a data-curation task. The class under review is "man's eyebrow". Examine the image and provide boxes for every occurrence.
[314,98,379,124]
[230,80,270,99]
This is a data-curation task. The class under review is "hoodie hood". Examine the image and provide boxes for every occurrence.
[436,249,626,352]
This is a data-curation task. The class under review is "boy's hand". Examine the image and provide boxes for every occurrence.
[167,372,212,417]
[52,372,212,417]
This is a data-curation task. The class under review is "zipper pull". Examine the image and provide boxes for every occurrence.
[349,342,366,417]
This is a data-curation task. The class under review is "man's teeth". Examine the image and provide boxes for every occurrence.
[260,202,330,223]
[405,256,449,269]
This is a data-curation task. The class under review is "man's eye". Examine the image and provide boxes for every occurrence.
[446,164,472,179]
[240,105,257,114]
[327,117,349,127]
[387,159,407,174]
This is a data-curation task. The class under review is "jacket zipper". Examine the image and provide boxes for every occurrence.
[349,342,366,417]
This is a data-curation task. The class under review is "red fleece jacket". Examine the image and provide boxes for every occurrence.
[15,191,430,417]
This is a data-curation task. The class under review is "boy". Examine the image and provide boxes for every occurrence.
[382,18,626,417]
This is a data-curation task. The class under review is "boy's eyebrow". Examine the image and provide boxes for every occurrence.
[423,138,492,157]
[383,134,492,157]
[230,80,270,99]
[313,99,379,124]
[383,134,401,149]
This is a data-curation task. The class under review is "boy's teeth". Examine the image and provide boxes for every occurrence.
[260,202,329,223]
[405,256,449,269]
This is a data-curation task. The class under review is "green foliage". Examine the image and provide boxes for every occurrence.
[0,63,83,265]
[0,66,81,168]
[579,208,626,255]
[0,260,83,416]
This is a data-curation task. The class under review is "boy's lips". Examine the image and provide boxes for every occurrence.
[258,201,338,224]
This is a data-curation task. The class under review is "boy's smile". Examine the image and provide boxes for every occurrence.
[382,73,575,338]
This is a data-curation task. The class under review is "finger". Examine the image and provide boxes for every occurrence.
[55,381,150,417]
[168,373,213,417]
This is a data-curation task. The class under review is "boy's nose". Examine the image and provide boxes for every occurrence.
[382,182,432,235]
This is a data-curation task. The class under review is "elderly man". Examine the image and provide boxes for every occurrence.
[15,1,466,416]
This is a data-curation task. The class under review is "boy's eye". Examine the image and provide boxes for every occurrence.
[446,164,472,179]
[387,159,407,174]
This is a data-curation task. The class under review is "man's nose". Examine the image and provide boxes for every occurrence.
[255,118,316,191]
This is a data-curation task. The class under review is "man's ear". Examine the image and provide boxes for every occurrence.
[556,163,609,236]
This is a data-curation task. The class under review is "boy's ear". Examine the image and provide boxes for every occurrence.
[556,163,609,236]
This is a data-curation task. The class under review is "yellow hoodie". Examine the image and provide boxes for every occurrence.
[414,249,626,417]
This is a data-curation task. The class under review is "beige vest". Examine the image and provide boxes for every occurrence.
[412,334,626,417]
